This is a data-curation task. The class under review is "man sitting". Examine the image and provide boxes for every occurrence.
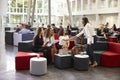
[18,23,32,34]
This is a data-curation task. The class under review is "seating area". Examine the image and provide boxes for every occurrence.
[1,0,120,79]
[101,42,120,67]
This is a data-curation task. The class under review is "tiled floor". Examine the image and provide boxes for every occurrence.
[0,44,119,80]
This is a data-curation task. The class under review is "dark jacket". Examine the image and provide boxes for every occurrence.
[32,35,43,52]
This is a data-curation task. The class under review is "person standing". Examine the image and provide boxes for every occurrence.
[68,17,98,67]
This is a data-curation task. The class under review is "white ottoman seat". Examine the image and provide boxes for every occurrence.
[30,57,47,75]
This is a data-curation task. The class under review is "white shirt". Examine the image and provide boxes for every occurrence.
[44,36,55,47]
[76,23,96,44]
[59,35,69,45]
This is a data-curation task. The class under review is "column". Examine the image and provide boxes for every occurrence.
[75,0,77,12]
[96,0,98,9]
[22,0,24,22]
[87,0,90,10]
[31,0,36,27]
[48,0,51,24]
[106,0,109,8]
[27,0,32,23]
[35,0,38,19]
[16,0,18,13]
[81,0,83,11]
[67,0,73,26]
[0,0,7,55]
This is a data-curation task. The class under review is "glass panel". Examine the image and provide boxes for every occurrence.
[72,1,75,12]
[90,0,96,9]
[10,0,16,7]
[11,15,22,23]
[99,14,118,27]
[108,0,118,8]
[83,0,88,10]
[24,0,28,8]
[37,0,42,8]
[72,15,81,27]
[98,0,106,8]
[17,0,23,7]
[77,0,81,11]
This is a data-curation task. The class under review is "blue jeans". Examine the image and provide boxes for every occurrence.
[86,44,96,64]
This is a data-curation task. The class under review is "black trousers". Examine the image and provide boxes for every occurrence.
[86,44,96,64]
[32,47,51,64]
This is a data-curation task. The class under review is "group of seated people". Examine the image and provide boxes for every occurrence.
[32,24,71,63]
[96,22,120,42]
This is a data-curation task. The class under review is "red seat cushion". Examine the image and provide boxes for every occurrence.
[101,51,120,67]
[108,42,120,53]
[15,52,44,70]
[108,37,118,42]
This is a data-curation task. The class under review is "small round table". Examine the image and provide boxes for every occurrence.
[30,57,47,75]
[74,55,89,71]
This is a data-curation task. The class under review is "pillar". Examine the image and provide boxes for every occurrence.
[31,0,36,27]
[48,0,51,24]
[67,0,73,26]
[27,0,32,23]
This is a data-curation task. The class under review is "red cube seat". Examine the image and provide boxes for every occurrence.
[101,42,120,67]
[15,52,44,70]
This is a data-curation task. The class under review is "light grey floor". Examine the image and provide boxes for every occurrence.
[0,45,119,80]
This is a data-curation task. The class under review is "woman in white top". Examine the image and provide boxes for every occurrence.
[58,28,69,49]
[68,17,98,67]
[44,27,57,63]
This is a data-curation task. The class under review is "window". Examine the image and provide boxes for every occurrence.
[108,0,118,8]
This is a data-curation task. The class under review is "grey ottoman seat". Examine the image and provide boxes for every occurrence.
[74,55,89,71]
[5,31,14,45]
[54,54,72,69]
[18,40,33,52]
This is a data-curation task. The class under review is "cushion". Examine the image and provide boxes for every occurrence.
[101,51,120,67]
[108,42,120,53]
[15,52,44,70]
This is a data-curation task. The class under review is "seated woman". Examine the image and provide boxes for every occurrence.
[97,24,107,39]
[32,27,44,52]
[58,28,69,54]
[44,26,57,63]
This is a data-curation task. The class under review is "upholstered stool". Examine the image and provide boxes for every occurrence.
[18,40,33,52]
[54,54,72,69]
[15,52,44,70]
[30,57,47,75]
[74,54,89,71]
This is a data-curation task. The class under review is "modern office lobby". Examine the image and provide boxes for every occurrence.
[0,0,120,80]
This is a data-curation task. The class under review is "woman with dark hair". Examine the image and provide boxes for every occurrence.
[44,28,57,63]
[32,27,44,52]
[67,23,72,35]
[112,24,117,31]
[68,17,98,67]
[32,27,52,64]
[58,28,69,50]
